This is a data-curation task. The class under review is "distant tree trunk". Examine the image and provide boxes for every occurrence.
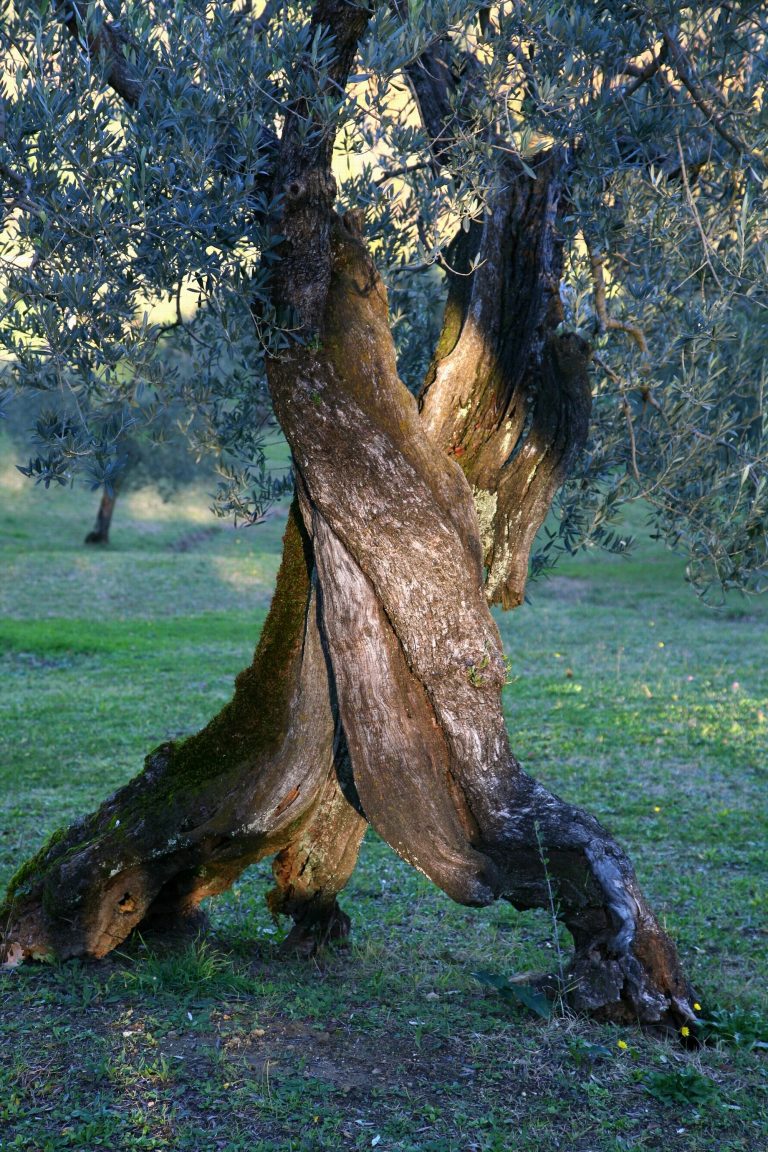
[1,0,696,1027]
[84,487,118,545]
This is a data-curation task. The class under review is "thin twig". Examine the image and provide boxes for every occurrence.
[603,48,666,111]
[534,821,566,995]
[588,246,649,356]
[674,131,724,291]
[373,160,430,186]
[622,398,641,484]
[661,25,764,170]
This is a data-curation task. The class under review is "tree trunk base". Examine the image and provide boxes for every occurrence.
[1,219,697,1032]
[278,901,352,957]
[84,490,117,545]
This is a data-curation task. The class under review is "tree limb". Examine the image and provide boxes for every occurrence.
[588,247,649,357]
[268,0,372,334]
[55,1,144,107]
[661,24,763,168]
[604,47,666,110]
[53,1,278,179]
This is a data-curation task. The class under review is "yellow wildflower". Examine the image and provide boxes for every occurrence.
[693,1002,702,1012]
[681,1026,690,1038]
[617,1039,628,1050]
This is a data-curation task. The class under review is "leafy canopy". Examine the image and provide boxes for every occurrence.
[1,1,766,595]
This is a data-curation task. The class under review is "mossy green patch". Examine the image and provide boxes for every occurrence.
[3,823,68,904]
[159,501,313,795]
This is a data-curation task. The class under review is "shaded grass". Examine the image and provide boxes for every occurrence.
[1,448,766,1152]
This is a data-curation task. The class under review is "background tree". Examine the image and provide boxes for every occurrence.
[2,380,226,544]
[1,1,766,1026]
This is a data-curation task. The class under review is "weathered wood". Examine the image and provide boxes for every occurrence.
[419,152,592,608]
[1,502,365,960]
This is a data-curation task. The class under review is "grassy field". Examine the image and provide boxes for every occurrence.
[0,433,766,1152]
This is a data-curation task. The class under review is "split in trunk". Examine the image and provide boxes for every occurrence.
[1,0,696,1029]
[2,208,695,1027]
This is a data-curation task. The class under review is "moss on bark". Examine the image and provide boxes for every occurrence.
[155,500,314,795]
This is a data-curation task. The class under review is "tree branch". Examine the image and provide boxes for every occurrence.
[673,131,724,292]
[588,247,649,356]
[661,24,762,168]
[248,0,284,39]
[49,1,279,197]
[55,1,144,107]
[604,47,666,111]
[267,0,372,333]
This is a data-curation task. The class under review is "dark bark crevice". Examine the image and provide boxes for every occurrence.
[419,151,592,609]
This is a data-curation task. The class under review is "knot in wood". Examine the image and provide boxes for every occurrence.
[342,208,366,238]
[285,179,306,203]
[282,170,336,207]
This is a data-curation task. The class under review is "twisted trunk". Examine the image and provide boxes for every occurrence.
[1,0,695,1027]
[2,204,694,1024]
[267,212,693,1024]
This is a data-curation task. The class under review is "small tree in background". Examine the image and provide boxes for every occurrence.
[1,1,766,1025]
[3,383,221,543]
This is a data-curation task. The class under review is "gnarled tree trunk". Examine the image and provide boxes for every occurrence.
[1,0,695,1027]
[3,499,366,960]
[1,206,694,1022]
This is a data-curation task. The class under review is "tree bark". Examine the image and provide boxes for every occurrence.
[84,487,118,545]
[419,150,592,609]
[1,0,696,1028]
[2,500,365,960]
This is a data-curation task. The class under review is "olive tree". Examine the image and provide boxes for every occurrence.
[1,0,766,1026]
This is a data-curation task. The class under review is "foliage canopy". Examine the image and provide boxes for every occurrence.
[1,0,766,596]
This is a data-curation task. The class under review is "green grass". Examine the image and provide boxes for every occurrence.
[1,436,766,1152]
